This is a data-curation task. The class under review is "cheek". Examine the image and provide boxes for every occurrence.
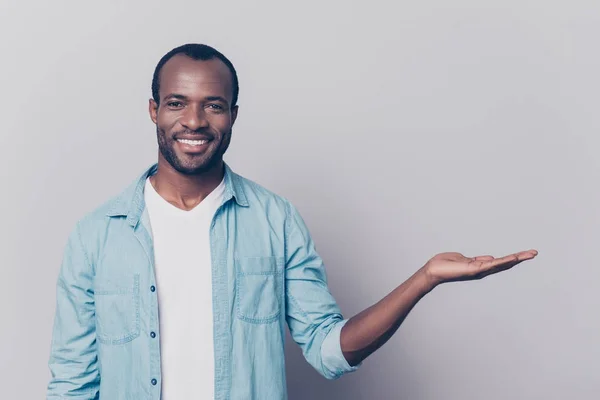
[210,115,233,133]
[157,110,179,130]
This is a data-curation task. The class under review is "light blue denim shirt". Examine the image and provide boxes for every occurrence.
[47,163,359,400]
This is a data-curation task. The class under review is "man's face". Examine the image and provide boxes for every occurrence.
[149,55,238,175]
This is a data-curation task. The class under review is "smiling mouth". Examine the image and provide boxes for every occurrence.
[176,138,209,146]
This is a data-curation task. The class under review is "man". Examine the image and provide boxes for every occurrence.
[47,43,538,400]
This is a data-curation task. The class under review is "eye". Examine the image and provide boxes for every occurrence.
[207,103,225,113]
[166,101,184,108]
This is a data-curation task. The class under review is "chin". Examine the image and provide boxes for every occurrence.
[160,144,223,176]
[173,159,220,176]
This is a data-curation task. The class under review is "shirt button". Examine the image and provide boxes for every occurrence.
[151,378,157,386]
[150,331,156,338]
[150,285,156,292]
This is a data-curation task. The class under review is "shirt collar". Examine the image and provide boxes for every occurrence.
[106,162,248,226]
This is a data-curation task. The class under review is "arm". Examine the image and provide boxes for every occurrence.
[340,267,433,366]
[47,221,100,399]
[284,200,538,375]
[340,251,538,366]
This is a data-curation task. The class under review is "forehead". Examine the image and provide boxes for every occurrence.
[159,55,233,102]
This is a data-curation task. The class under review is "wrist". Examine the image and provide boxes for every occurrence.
[418,264,442,291]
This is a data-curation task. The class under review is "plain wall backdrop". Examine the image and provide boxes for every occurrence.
[1,1,598,399]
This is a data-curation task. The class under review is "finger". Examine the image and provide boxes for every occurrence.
[470,250,538,279]
[472,258,519,279]
[480,254,520,270]
[470,249,538,263]
[480,250,537,271]
[516,249,538,260]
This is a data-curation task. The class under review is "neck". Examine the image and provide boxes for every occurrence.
[150,157,225,211]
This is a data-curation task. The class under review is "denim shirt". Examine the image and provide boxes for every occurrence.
[47,163,359,400]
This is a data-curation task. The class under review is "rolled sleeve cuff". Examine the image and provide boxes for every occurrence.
[320,319,361,379]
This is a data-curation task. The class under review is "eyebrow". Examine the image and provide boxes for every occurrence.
[162,93,229,105]
[204,95,229,104]
[162,93,188,102]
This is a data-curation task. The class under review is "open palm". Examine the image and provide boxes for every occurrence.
[424,249,538,286]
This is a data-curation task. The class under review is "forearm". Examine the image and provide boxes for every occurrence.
[340,267,436,366]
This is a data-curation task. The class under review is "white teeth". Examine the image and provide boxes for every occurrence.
[177,139,207,146]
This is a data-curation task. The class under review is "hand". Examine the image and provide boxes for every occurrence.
[422,249,538,287]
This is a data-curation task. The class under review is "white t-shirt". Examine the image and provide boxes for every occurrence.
[144,177,225,399]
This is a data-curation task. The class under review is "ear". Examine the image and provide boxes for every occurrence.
[231,105,239,126]
[149,99,158,124]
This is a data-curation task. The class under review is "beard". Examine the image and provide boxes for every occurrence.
[156,126,231,175]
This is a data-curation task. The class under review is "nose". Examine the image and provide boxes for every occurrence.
[181,104,209,131]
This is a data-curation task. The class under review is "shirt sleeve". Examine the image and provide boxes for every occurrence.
[47,221,100,399]
[320,318,361,377]
[284,201,361,380]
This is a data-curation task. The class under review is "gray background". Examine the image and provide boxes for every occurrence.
[0,0,598,399]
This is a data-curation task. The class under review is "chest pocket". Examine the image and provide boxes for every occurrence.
[94,273,141,345]
[235,256,284,324]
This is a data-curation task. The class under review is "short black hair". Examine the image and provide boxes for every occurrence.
[151,43,239,108]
